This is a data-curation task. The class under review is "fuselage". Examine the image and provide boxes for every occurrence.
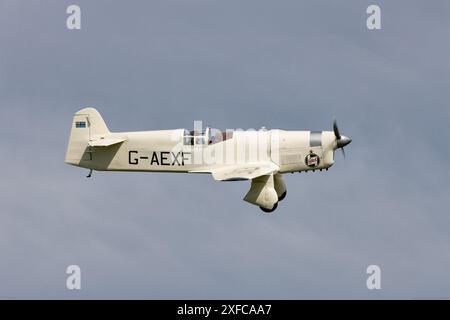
[66,128,337,174]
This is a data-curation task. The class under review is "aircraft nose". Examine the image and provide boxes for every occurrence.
[337,135,352,148]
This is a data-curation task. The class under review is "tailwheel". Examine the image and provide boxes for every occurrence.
[278,191,287,201]
[260,202,278,213]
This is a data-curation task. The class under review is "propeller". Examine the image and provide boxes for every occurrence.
[333,119,341,140]
[341,146,346,158]
[333,119,352,157]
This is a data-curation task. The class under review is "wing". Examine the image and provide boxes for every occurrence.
[192,162,279,181]
[88,137,127,147]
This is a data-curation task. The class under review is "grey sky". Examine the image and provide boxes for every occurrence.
[0,0,449,299]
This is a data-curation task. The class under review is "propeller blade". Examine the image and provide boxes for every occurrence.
[333,119,341,140]
[341,147,346,158]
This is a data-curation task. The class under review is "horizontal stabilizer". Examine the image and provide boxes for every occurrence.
[88,137,127,147]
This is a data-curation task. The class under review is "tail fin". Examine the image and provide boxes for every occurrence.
[65,107,110,166]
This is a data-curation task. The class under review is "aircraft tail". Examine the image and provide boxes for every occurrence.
[65,107,110,166]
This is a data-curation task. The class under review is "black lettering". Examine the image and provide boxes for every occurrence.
[160,152,170,166]
[129,151,138,165]
[182,152,191,165]
[171,152,181,166]
[150,151,159,165]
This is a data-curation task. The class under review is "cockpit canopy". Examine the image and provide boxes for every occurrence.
[183,127,233,146]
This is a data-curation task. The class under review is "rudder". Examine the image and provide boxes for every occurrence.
[65,107,110,166]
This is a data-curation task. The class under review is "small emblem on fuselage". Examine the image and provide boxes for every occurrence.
[305,152,320,168]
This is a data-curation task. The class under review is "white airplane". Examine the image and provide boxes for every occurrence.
[65,108,352,212]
